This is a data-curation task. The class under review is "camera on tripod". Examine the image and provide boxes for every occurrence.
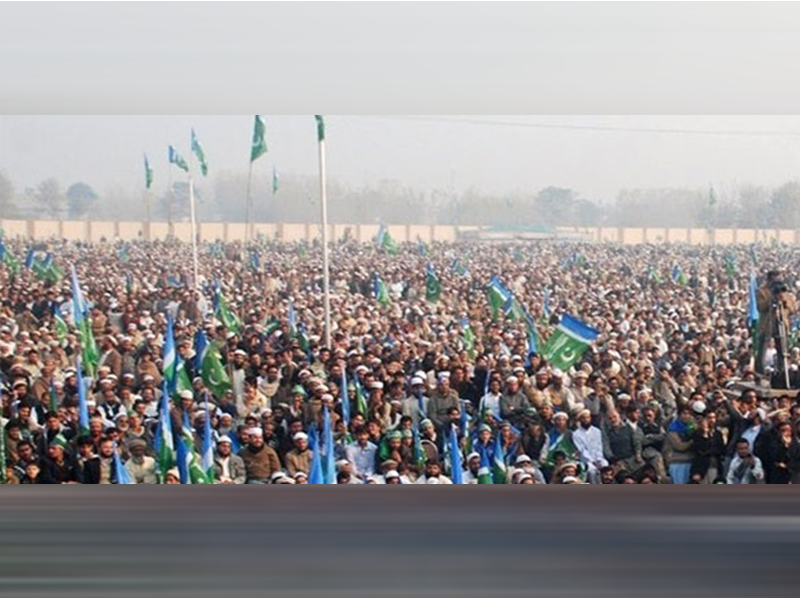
[770,280,789,297]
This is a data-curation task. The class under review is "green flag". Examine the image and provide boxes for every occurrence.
[168,145,189,173]
[486,276,511,320]
[477,448,492,484]
[49,379,59,414]
[44,262,65,284]
[375,276,391,307]
[377,226,399,255]
[175,356,193,397]
[544,434,581,470]
[425,264,442,303]
[215,289,242,335]
[3,252,19,276]
[355,379,369,417]
[541,314,599,372]
[504,296,527,322]
[191,129,208,176]
[725,253,737,279]
[201,345,232,400]
[78,320,99,377]
[54,312,68,343]
[144,153,153,189]
[315,115,325,142]
[250,115,267,163]
[462,317,476,360]
[492,436,507,484]
[180,425,211,485]
[413,424,426,472]
[272,166,279,194]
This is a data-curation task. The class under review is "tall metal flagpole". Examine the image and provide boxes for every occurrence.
[245,162,254,242]
[167,167,174,238]
[143,189,151,241]
[316,115,332,349]
[188,174,200,292]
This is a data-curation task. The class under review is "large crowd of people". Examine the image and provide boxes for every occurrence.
[2,232,800,484]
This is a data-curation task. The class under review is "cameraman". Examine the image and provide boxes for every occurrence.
[725,438,764,484]
[756,270,796,375]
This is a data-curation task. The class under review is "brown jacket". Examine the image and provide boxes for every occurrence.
[99,348,123,380]
[285,448,312,477]
[239,444,282,482]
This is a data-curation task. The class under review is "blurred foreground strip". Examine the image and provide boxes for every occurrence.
[0,486,798,597]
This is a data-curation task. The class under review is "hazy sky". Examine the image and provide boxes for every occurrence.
[3,115,800,202]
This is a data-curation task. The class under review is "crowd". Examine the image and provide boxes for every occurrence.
[2,232,800,485]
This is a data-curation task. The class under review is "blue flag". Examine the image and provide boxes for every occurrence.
[201,396,214,482]
[76,357,90,436]
[340,368,350,429]
[194,329,208,372]
[308,426,324,484]
[449,424,464,484]
[323,405,336,484]
[748,271,759,326]
[113,442,133,484]
[176,436,191,484]
[163,313,177,396]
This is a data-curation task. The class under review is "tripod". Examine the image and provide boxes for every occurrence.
[774,300,792,389]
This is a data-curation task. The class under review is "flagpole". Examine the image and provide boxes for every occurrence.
[143,189,151,241]
[188,175,200,292]
[317,119,332,349]
[167,167,173,238]
[245,161,254,242]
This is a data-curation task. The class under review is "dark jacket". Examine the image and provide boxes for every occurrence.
[603,423,640,463]
[81,456,120,484]
[39,455,83,484]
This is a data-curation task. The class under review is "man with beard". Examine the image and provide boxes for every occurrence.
[239,427,281,483]
[573,409,608,484]
[214,436,246,484]
[230,349,249,412]
[640,404,668,482]
[98,335,123,380]
[500,376,530,430]
[462,452,481,484]
[427,373,459,430]
[285,431,312,477]
[401,376,429,426]
[259,363,281,407]
[416,460,452,484]
[125,439,157,484]
[603,410,643,475]
[82,437,120,484]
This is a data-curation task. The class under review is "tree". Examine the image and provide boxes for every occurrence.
[534,187,577,226]
[158,182,193,222]
[66,182,98,219]
[769,181,800,230]
[0,170,16,218]
[34,178,65,219]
